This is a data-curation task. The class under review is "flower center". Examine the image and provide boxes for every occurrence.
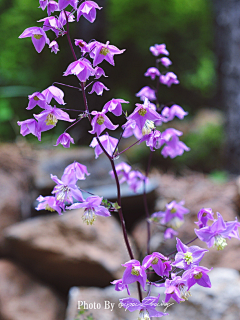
[131,266,140,276]
[170,208,177,214]
[53,185,70,202]
[202,212,207,217]
[45,113,58,126]
[151,257,159,265]
[178,284,191,301]
[45,204,55,212]
[33,34,43,40]
[214,235,227,251]
[100,47,110,56]
[138,107,147,116]
[82,208,96,225]
[96,115,105,125]
[142,120,155,135]
[184,252,193,265]
[138,310,150,320]
[194,272,203,280]
[33,96,40,101]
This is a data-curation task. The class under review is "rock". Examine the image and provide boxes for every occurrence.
[65,268,240,320]
[0,259,65,320]
[3,209,136,293]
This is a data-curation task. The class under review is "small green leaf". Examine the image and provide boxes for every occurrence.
[112,202,121,210]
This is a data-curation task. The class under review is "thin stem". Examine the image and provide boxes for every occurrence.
[53,82,81,91]
[143,151,153,255]
[116,139,141,156]
[64,10,78,61]
[64,118,81,133]
[112,128,125,157]
[166,236,198,257]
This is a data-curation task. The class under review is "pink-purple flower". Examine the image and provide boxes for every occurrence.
[90,133,118,158]
[89,111,118,136]
[122,259,147,290]
[49,40,59,54]
[144,67,160,80]
[55,133,74,148]
[109,162,132,184]
[102,98,129,116]
[89,81,109,95]
[77,1,102,23]
[42,86,65,105]
[160,72,179,87]
[64,162,90,180]
[19,27,50,53]
[136,86,156,101]
[27,92,46,110]
[63,58,95,82]
[36,195,63,215]
[161,105,188,122]
[89,41,125,67]
[58,0,78,11]
[182,266,212,290]
[160,57,172,68]
[150,44,169,56]
[143,252,170,276]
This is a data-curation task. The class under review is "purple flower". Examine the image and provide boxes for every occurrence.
[55,133,74,148]
[163,275,186,304]
[67,196,110,225]
[39,0,47,10]
[127,170,147,193]
[144,67,160,80]
[90,133,118,158]
[36,195,63,215]
[172,238,208,270]
[58,10,75,27]
[195,212,240,250]
[77,1,102,23]
[51,170,84,204]
[89,111,118,136]
[38,16,60,36]
[160,57,172,68]
[34,105,75,128]
[102,98,129,116]
[19,27,50,53]
[140,130,162,151]
[64,162,90,180]
[127,98,163,132]
[164,228,178,239]
[122,259,147,290]
[109,162,132,184]
[42,86,65,105]
[27,92,46,110]
[49,40,59,54]
[58,0,78,11]
[89,41,125,67]
[119,295,167,319]
[17,119,41,140]
[160,72,179,87]
[46,0,59,16]
[89,81,109,95]
[161,130,190,159]
[161,105,188,122]
[195,208,215,228]
[150,44,169,56]
[182,266,212,290]
[111,279,130,296]
[136,86,156,101]
[143,252,169,276]
[122,119,143,140]
[63,58,95,82]
[94,66,107,79]
[75,39,89,54]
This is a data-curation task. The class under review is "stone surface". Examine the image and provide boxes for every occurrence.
[3,209,135,293]
[132,171,240,271]
[0,259,65,320]
[65,268,240,320]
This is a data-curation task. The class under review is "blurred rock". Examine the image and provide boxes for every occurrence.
[65,268,240,320]
[3,209,135,293]
[0,259,65,320]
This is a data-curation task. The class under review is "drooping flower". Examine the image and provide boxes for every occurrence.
[58,0,78,11]
[64,162,90,180]
[182,266,212,290]
[89,41,125,67]
[90,133,118,158]
[140,129,162,150]
[49,40,59,54]
[109,162,132,184]
[38,16,60,36]
[172,238,208,270]
[127,170,147,193]
[75,39,89,54]
[150,44,169,56]
[55,133,74,148]
[67,195,110,225]
[122,119,143,140]
[39,0,58,16]
[122,259,147,290]
[27,92,46,110]
[58,10,75,28]
[63,58,95,82]
[89,111,118,136]
[164,228,178,240]
[77,1,102,23]
[17,119,41,141]
[34,105,75,128]
[162,274,186,304]
[136,86,156,101]
[161,105,188,122]
[41,86,65,105]
[36,195,63,215]
[195,212,240,250]
[195,208,215,229]
[102,98,129,116]
[111,279,130,295]
[160,57,172,68]
[160,72,179,87]
[120,295,167,319]
[144,67,161,80]
[161,128,190,159]
[143,252,170,277]
[51,170,84,205]
[89,81,109,95]
[19,27,50,53]
[94,66,107,79]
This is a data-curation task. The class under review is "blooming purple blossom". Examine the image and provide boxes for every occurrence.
[144,67,160,80]
[183,266,212,290]
[140,129,162,150]
[58,0,78,11]
[160,57,172,68]
[89,41,125,67]
[120,295,167,319]
[55,133,74,148]
[195,212,240,250]
[68,196,110,225]
[38,16,60,36]
[75,39,89,54]
[64,162,90,180]
[41,86,65,105]
[161,105,188,122]
[58,10,75,27]
[42,0,58,16]
[27,92,46,110]
[90,133,118,158]
[77,1,102,23]
[109,162,132,184]
[127,170,147,193]
[136,86,156,101]
[34,105,75,128]
[94,66,107,79]
[36,195,63,215]
[122,119,143,140]
[102,98,129,116]
[163,275,186,304]
[63,58,95,82]
[172,238,208,270]
[143,252,169,276]
[122,259,147,290]
[164,228,178,239]
[49,41,59,54]
[17,119,41,140]
[195,208,215,228]
[89,81,109,95]
[89,111,118,136]
[19,27,50,53]
[161,128,190,159]
[160,72,179,87]
[150,44,169,56]
[111,279,130,296]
